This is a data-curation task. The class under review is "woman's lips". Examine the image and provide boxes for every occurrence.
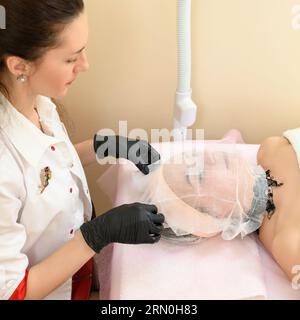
[67,79,75,85]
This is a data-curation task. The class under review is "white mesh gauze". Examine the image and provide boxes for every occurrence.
[139,143,264,240]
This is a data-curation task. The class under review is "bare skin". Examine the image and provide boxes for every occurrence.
[257,136,300,283]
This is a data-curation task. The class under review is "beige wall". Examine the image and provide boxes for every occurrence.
[61,0,300,213]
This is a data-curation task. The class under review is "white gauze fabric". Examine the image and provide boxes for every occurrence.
[138,143,266,240]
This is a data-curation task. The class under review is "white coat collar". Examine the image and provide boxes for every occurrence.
[0,93,64,167]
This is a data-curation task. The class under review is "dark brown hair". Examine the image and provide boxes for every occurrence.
[0,0,85,124]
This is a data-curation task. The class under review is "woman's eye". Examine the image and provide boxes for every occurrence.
[67,59,77,64]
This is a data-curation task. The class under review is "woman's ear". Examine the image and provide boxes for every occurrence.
[5,56,29,77]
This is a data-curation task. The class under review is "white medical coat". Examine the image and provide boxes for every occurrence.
[0,93,93,300]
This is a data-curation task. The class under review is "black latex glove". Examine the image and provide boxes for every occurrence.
[80,203,165,254]
[93,134,161,175]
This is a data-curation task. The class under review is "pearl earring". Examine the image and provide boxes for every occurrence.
[17,74,28,83]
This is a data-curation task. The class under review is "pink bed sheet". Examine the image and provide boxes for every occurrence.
[94,130,300,300]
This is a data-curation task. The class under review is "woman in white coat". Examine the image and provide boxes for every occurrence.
[0,0,164,300]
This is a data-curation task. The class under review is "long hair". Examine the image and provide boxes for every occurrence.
[0,0,85,124]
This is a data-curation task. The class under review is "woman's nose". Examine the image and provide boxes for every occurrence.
[76,51,90,72]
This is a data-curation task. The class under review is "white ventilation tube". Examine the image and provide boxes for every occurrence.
[173,0,197,141]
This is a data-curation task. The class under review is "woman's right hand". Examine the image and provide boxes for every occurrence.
[80,203,165,253]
